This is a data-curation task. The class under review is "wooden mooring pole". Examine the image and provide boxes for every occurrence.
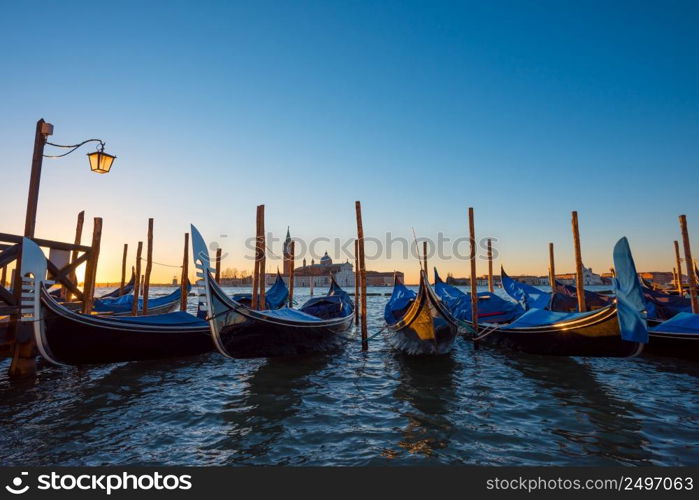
[132,241,143,316]
[252,205,264,310]
[258,205,266,309]
[81,217,103,314]
[487,238,494,292]
[180,233,189,312]
[469,207,479,346]
[142,218,154,315]
[679,215,698,313]
[215,248,222,284]
[9,119,52,378]
[548,242,556,290]
[571,211,586,312]
[422,241,428,277]
[674,240,684,295]
[354,239,359,325]
[356,201,368,350]
[119,243,128,296]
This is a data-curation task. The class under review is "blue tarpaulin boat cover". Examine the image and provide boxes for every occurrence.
[104,310,207,326]
[99,274,136,299]
[259,307,322,322]
[231,273,289,310]
[501,308,600,329]
[550,281,613,312]
[299,281,354,320]
[650,312,699,335]
[434,269,523,323]
[384,278,417,325]
[93,283,190,313]
[612,237,648,343]
[501,267,551,310]
[642,285,692,320]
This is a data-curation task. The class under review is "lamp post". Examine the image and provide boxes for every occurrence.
[9,119,115,379]
[24,118,116,238]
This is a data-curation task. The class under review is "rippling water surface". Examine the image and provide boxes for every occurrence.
[1,286,698,466]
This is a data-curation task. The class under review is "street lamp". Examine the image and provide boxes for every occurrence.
[23,119,116,238]
[45,138,116,174]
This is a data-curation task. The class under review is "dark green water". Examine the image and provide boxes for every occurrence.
[1,286,698,466]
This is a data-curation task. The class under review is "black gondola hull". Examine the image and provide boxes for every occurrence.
[385,272,459,356]
[39,291,212,365]
[217,316,353,358]
[473,305,642,357]
[205,270,354,359]
[644,332,699,360]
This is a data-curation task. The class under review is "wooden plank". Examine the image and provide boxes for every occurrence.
[0,285,16,306]
[571,211,586,312]
[0,233,91,253]
[0,245,19,269]
[47,258,86,301]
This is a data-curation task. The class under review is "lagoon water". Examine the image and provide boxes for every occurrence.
[1,285,698,466]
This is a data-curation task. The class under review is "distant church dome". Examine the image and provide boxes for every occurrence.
[320,252,332,265]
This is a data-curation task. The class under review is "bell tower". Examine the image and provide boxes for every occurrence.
[283,227,292,277]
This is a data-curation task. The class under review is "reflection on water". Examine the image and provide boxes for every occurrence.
[0,286,698,466]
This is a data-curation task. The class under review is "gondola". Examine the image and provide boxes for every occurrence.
[231,271,289,309]
[501,267,612,312]
[646,313,699,360]
[433,268,523,323]
[98,271,137,299]
[48,270,134,302]
[641,282,691,324]
[384,271,459,355]
[91,282,188,316]
[465,238,648,357]
[501,267,551,310]
[19,238,213,366]
[191,225,354,358]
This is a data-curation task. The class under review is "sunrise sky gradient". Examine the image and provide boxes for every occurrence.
[1,1,698,284]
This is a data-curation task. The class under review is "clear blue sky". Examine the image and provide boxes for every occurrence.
[1,0,697,283]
